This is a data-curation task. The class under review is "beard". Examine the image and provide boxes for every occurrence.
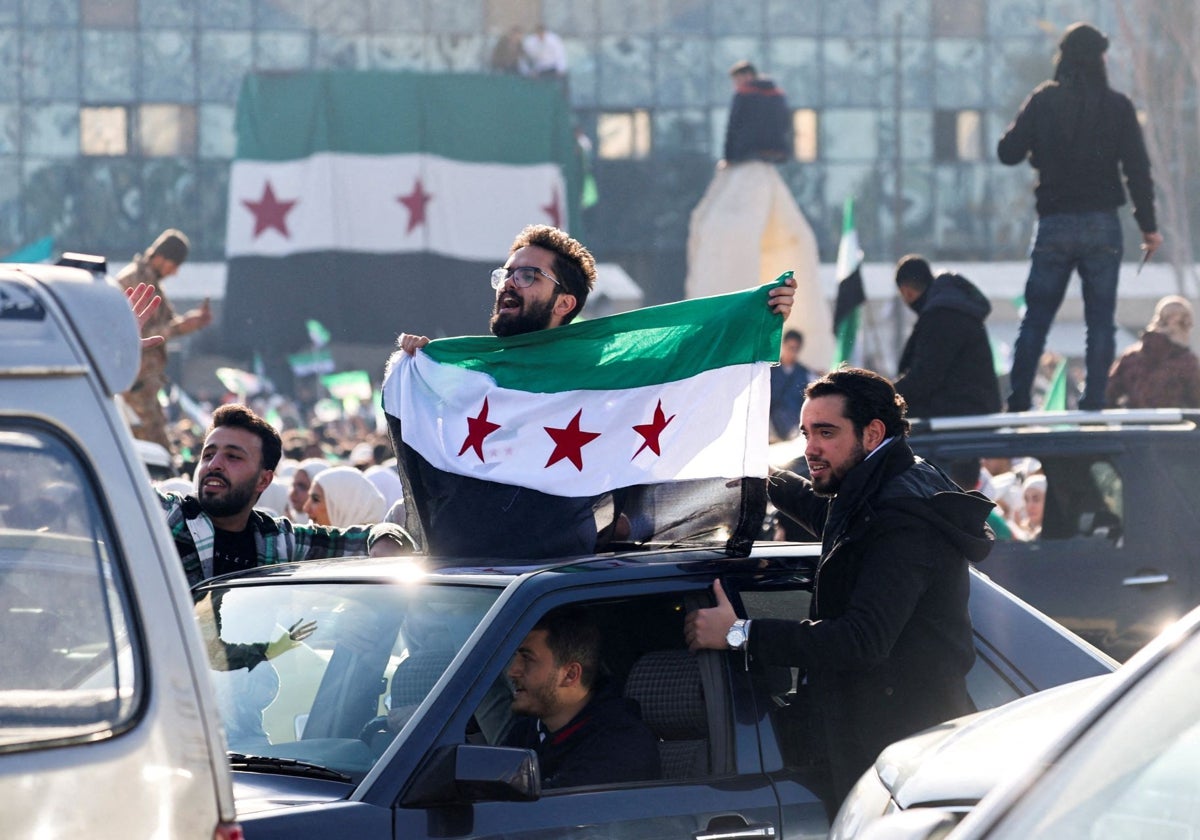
[510,676,558,719]
[198,474,260,518]
[809,440,867,497]
[490,294,557,337]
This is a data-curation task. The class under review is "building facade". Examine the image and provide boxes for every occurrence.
[0,0,1144,305]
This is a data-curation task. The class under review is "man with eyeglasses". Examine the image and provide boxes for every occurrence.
[390,224,796,558]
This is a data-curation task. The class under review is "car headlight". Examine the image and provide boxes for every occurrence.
[828,765,898,840]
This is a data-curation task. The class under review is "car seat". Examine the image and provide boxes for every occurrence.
[623,649,709,779]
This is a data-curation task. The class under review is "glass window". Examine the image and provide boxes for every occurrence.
[992,636,1200,838]
[935,108,983,162]
[82,0,137,26]
[932,0,983,37]
[137,104,197,156]
[80,106,128,155]
[196,579,501,780]
[0,426,141,750]
[793,108,819,162]
[597,110,651,160]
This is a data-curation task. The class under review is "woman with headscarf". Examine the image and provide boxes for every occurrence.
[288,456,330,523]
[303,466,387,528]
[1107,295,1200,408]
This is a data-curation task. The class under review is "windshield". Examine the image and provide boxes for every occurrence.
[990,632,1200,838]
[194,579,501,782]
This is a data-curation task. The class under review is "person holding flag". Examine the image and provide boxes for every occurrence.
[384,224,796,559]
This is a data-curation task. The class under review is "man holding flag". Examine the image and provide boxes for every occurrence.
[384,224,796,559]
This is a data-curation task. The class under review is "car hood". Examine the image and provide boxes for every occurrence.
[232,771,352,816]
[875,676,1107,809]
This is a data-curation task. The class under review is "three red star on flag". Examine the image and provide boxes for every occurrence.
[456,400,676,471]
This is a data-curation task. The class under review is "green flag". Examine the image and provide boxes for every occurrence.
[1042,358,1068,411]
[831,198,864,369]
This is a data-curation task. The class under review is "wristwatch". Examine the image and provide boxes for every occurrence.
[726,619,751,650]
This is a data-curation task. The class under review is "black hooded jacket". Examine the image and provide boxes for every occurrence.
[757,438,995,805]
[895,272,1001,418]
[997,79,1157,233]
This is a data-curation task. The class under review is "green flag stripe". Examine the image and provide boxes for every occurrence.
[235,71,573,165]
[422,274,791,393]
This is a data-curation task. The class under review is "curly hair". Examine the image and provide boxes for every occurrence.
[509,224,597,324]
[806,367,910,439]
[208,403,283,471]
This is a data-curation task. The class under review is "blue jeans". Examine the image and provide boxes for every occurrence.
[1007,211,1123,411]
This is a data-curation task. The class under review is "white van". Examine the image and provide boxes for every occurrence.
[0,261,240,838]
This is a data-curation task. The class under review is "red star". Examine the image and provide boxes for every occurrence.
[632,399,676,458]
[541,185,561,228]
[397,177,432,233]
[458,398,502,463]
[544,409,601,471]
[242,181,298,238]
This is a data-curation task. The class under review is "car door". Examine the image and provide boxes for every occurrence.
[384,574,830,840]
[915,437,1178,661]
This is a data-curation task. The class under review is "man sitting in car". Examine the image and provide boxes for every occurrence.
[503,606,661,788]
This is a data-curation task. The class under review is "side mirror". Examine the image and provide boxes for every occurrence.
[401,744,540,807]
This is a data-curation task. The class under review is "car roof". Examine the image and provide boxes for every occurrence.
[907,408,1200,436]
[0,261,142,395]
[193,541,824,590]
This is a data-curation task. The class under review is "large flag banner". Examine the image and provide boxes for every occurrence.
[223,71,581,374]
[382,279,782,557]
[831,197,865,368]
[382,278,786,501]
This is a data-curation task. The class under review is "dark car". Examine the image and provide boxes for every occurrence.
[772,409,1200,662]
[195,540,1113,840]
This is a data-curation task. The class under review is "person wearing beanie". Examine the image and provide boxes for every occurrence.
[998,21,1163,412]
[893,254,1001,418]
[116,228,212,454]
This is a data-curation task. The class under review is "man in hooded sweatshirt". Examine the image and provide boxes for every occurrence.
[998,21,1162,412]
[893,254,1001,418]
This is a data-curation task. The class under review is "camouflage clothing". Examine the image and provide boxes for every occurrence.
[117,253,177,451]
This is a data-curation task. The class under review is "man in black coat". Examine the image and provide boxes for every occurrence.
[893,254,1001,418]
[685,368,994,811]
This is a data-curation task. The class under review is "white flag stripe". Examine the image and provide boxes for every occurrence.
[226,153,566,260]
[387,352,770,498]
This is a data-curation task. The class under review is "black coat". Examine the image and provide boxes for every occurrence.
[756,439,994,805]
[504,687,661,789]
[894,272,1001,418]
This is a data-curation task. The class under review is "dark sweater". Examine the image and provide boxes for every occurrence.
[997,80,1157,232]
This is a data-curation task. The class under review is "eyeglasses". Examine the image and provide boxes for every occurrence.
[490,265,561,290]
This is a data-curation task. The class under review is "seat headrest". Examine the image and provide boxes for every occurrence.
[624,649,706,740]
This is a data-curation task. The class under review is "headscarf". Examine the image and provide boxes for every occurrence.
[311,466,387,527]
[364,463,405,509]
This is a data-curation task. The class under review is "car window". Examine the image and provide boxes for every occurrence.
[938,452,1123,545]
[195,580,501,780]
[468,591,726,788]
[0,426,142,751]
[990,636,1200,838]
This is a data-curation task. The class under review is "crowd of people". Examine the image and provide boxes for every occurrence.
[111,17,1200,819]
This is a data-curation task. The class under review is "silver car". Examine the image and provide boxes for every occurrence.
[0,262,238,838]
